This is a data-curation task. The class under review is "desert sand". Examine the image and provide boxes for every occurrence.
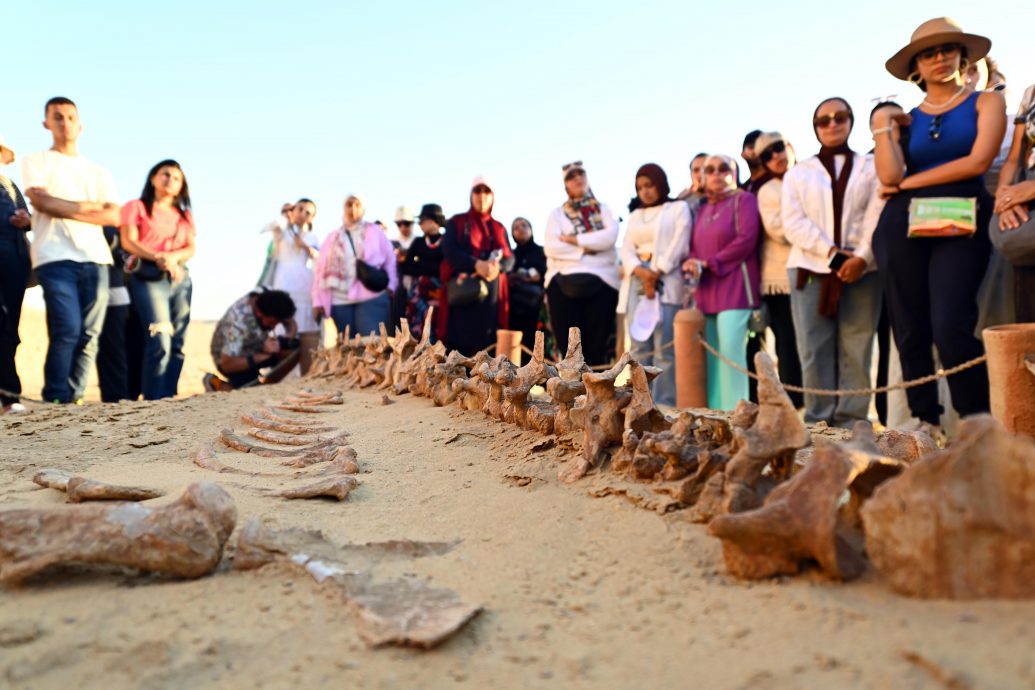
[1,311,1034,690]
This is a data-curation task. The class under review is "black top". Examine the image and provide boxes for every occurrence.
[509,239,546,285]
[400,234,445,278]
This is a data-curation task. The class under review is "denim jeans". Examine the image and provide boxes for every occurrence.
[790,269,882,427]
[129,272,192,400]
[36,260,109,403]
[331,292,390,337]
[626,279,678,407]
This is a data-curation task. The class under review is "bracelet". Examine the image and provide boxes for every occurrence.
[871,127,894,137]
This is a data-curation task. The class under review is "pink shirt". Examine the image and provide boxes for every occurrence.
[120,199,195,253]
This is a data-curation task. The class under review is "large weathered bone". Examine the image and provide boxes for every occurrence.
[248,408,336,434]
[395,309,436,395]
[545,327,590,436]
[0,482,236,584]
[689,352,810,522]
[274,404,336,414]
[273,475,359,501]
[424,347,463,405]
[560,352,634,483]
[247,428,346,447]
[623,360,667,436]
[451,351,491,412]
[284,392,344,406]
[33,469,165,503]
[862,415,1035,599]
[280,445,358,469]
[194,443,276,476]
[709,426,905,581]
[478,355,518,421]
[380,321,417,391]
[502,331,559,432]
[233,519,479,648]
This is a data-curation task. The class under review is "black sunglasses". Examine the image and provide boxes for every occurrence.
[814,111,852,128]
[915,43,962,62]
[703,164,732,175]
[759,141,786,163]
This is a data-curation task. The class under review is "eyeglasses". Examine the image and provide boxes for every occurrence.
[758,141,786,164]
[472,185,492,195]
[814,111,852,128]
[703,164,732,176]
[915,43,962,62]
[929,113,943,141]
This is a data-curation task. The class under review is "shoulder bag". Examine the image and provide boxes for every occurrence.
[344,228,390,292]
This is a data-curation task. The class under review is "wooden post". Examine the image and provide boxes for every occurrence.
[674,307,708,409]
[496,329,523,365]
[982,324,1035,437]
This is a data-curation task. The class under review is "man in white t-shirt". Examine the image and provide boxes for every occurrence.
[21,97,120,403]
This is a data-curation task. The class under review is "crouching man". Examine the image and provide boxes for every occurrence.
[206,288,298,391]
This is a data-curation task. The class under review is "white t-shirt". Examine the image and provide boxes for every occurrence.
[21,150,118,268]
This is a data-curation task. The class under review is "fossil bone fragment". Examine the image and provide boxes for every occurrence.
[273,475,359,501]
[545,328,590,436]
[862,415,1035,599]
[0,482,236,584]
[560,353,635,483]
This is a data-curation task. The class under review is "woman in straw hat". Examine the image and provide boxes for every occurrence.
[871,17,1006,433]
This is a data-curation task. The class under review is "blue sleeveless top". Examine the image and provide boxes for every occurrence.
[907,92,979,173]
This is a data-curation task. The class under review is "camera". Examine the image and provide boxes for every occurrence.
[277,336,301,350]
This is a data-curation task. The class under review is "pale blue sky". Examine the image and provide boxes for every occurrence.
[4,0,1032,318]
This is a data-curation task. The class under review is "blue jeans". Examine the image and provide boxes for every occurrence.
[627,281,678,407]
[129,272,192,400]
[331,292,390,337]
[37,260,109,403]
[790,269,882,427]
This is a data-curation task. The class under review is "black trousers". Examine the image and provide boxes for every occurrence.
[97,304,130,403]
[873,182,992,424]
[763,293,804,409]
[0,237,29,406]
[546,276,618,367]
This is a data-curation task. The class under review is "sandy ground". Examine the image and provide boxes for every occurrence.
[1,319,1034,689]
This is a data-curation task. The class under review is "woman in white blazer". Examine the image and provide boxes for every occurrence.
[618,163,693,406]
[782,97,883,427]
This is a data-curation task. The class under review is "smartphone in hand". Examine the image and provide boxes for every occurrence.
[828,251,849,271]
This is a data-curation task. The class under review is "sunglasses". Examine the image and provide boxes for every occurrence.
[564,169,586,182]
[562,160,583,172]
[472,185,492,194]
[396,221,414,227]
[703,164,732,176]
[759,141,786,163]
[915,43,962,62]
[814,111,852,128]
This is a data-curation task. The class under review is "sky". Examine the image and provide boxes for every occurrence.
[3,0,1032,319]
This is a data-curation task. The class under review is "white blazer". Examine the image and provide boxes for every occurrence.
[781,154,882,274]
[544,202,621,291]
[618,200,693,312]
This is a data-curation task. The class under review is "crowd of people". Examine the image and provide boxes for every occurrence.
[1,17,1033,439]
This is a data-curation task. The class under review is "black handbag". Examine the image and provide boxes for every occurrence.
[344,229,390,292]
[553,272,602,299]
[446,275,489,307]
[509,280,544,311]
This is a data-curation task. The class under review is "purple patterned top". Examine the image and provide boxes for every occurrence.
[688,191,761,315]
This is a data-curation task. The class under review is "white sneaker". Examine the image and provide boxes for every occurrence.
[2,402,29,415]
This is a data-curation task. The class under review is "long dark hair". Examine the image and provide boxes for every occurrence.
[140,159,191,219]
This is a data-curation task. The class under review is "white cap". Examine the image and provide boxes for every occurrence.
[471,175,494,192]
[394,206,414,223]
[629,295,661,341]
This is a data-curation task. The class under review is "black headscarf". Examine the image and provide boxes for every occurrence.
[628,163,673,212]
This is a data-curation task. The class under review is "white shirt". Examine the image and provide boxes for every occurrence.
[21,150,118,268]
[781,154,881,274]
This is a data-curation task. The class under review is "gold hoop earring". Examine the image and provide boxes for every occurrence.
[908,71,922,85]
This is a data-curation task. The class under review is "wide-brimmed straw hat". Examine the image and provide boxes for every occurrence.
[885,17,990,81]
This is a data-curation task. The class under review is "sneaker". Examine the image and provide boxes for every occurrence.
[1,402,28,415]
[203,373,232,392]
